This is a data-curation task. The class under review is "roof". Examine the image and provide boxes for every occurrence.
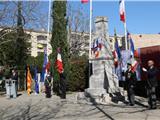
[131,34,160,49]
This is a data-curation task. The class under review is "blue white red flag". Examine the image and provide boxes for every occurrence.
[119,0,125,23]
[113,30,121,69]
[92,38,102,58]
[55,48,64,74]
[34,66,39,94]
[41,47,48,82]
[131,60,138,72]
[127,32,135,57]
[115,39,121,60]
[81,0,88,3]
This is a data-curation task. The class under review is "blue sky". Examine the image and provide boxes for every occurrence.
[69,1,160,35]
[3,1,159,36]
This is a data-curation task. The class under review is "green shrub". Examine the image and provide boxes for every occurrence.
[67,56,89,91]
[26,53,44,73]
[18,70,26,91]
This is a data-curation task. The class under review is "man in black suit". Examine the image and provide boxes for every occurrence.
[143,60,158,109]
[125,63,137,106]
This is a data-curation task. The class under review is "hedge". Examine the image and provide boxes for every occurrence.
[67,56,89,91]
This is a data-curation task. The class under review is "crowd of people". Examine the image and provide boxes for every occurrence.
[0,59,159,110]
[0,66,66,100]
[125,60,159,109]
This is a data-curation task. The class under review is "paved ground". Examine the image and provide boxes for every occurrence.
[0,92,160,120]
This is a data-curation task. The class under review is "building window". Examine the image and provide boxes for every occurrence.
[26,34,31,39]
[109,38,113,43]
[84,35,89,40]
[37,43,47,49]
[37,52,43,56]
[37,35,47,41]
[71,34,76,40]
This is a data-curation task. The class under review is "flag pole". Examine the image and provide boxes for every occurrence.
[120,0,127,50]
[88,0,92,83]
[40,0,51,93]
[47,0,51,56]
[124,22,127,50]
[123,0,127,50]
[89,0,92,59]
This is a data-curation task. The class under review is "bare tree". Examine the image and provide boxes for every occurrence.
[0,1,48,66]
[67,2,89,56]
[0,1,48,38]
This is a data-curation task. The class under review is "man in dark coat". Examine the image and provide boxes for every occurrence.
[143,60,158,109]
[55,48,66,99]
[125,63,137,106]
[59,73,66,99]
[11,69,18,91]
[45,71,52,98]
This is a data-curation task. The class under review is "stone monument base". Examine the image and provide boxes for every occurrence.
[85,89,113,104]
[84,59,125,104]
[85,88,106,97]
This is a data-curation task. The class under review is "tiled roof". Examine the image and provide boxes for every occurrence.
[131,34,160,49]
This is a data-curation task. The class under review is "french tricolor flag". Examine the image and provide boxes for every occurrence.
[131,60,138,72]
[113,51,118,67]
[55,48,64,74]
[113,30,121,67]
[119,0,125,23]
[92,38,102,58]
[81,0,88,3]
[113,39,121,68]
[115,39,121,60]
[41,47,48,82]
[127,32,135,57]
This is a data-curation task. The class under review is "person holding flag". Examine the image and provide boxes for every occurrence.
[127,32,140,80]
[125,63,137,106]
[55,47,66,99]
[44,70,52,98]
[41,46,52,96]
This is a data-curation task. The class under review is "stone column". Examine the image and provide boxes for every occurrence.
[85,17,122,103]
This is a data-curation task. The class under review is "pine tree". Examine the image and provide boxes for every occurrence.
[15,1,30,90]
[15,1,30,68]
[51,1,69,92]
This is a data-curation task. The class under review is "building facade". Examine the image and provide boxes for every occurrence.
[27,29,160,57]
[2,27,160,57]
[130,34,160,49]
[25,29,52,57]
